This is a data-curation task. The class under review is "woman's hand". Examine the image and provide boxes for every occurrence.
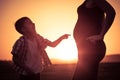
[86,35,104,44]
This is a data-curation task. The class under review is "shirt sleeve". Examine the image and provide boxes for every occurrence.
[11,38,23,56]
[11,37,25,64]
[37,34,51,49]
[11,37,27,74]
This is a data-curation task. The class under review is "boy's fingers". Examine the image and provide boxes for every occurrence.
[67,34,71,36]
[64,34,70,37]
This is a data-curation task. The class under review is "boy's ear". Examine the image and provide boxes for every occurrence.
[21,27,25,33]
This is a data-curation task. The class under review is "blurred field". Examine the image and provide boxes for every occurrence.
[0,61,120,80]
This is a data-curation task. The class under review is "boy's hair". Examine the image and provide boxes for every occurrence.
[15,17,30,34]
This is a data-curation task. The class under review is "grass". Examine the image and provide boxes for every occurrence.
[0,61,120,80]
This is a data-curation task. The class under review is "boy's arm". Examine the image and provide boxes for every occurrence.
[47,34,70,47]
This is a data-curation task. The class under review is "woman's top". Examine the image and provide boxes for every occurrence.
[74,1,104,45]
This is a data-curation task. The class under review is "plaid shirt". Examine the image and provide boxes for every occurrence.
[11,34,52,74]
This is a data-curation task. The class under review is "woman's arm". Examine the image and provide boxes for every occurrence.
[96,0,116,37]
[47,34,70,47]
[87,0,116,43]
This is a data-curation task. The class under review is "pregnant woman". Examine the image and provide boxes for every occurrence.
[73,0,116,80]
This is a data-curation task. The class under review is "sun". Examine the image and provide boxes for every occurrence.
[55,40,77,60]
[46,37,78,63]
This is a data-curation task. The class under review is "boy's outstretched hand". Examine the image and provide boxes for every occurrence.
[48,34,70,47]
[62,34,71,39]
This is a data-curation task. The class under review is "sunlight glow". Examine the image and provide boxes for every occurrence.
[0,0,120,64]
[46,37,78,62]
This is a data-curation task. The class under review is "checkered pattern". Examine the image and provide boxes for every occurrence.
[11,35,52,74]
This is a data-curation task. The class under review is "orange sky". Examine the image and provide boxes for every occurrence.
[0,0,120,64]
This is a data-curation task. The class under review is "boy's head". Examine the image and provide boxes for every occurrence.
[15,17,35,35]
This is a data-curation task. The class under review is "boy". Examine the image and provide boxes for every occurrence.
[11,17,70,80]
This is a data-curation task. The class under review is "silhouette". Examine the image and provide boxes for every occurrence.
[73,0,116,80]
[11,17,70,80]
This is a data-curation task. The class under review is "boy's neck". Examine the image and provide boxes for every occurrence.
[24,33,37,41]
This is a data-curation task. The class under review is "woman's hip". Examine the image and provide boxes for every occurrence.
[77,40,106,62]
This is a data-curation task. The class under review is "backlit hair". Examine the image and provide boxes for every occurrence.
[15,17,30,34]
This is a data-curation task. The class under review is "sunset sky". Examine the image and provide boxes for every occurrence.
[0,0,120,64]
